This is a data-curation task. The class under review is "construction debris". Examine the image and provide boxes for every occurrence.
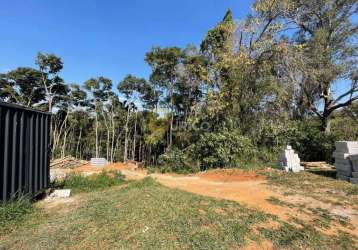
[301,161,335,171]
[50,156,88,169]
[278,145,304,173]
[49,189,71,199]
[333,141,358,184]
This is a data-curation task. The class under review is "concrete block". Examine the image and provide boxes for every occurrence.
[336,171,352,177]
[350,178,358,185]
[353,165,358,172]
[292,166,305,173]
[337,174,351,181]
[90,158,107,167]
[278,145,303,172]
[352,172,358,178]
[334,159,352,167]
[335,141,358,154]
[350,155,358,171]
[335,163,352,172]
[333,152,351,159]
[49,189,71,198]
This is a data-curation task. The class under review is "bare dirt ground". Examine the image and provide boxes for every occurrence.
[50,163,358,238]
[120,167,358,237]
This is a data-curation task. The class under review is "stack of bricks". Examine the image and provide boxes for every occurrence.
[351,155,358,184]
[278,145,304,173]
[90,158,107,167]
[333,141,358,184]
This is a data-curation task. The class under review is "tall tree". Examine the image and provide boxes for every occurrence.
[118,75,146,161]
[255,0,358,133]
[36,52,67,112]
[84,77,113,158]
[0,67,45,107]
[145,47,182,148]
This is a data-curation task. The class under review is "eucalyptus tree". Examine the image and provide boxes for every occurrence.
[36,52,67,112]
[51,83,87,158]
[0,67,45,107]
[145,47,182,148]
[118,74,147,161]
[84,77,113,158]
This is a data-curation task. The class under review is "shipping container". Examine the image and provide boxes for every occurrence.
[0,101,51,202]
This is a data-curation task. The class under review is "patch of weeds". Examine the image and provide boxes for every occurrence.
[266,170,358,207]
[283,191,295,196]
[267,197,296,209]
[310,208,333,229]
[308,207,352,229]
[347,185,358,196]
[0,195,33,235]
[331,230,358,250]
[260,222,325,249]
[53,170,126,193]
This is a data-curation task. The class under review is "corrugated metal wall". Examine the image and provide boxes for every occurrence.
[0,101,51,202]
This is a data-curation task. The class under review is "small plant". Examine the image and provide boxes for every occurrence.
[53,171,126,193]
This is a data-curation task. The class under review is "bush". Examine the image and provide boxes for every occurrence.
[192,130,256,170]
[157,148,199,173]
[288,122,336,163]
[54,171,126,193]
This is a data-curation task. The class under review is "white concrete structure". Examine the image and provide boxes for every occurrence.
[49,189,71,198]
[333,141,358,184]
[90,158,107,167]
[278,145,304,173]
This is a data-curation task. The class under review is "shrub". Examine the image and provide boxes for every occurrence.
[54,171,126,193]
[192,130,256,170]
[157,148,199,173]
[287,122,336,163]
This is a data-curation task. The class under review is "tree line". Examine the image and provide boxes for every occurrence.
[1,0,357,170]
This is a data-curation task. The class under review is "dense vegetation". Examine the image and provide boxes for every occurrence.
[1,0,357,171]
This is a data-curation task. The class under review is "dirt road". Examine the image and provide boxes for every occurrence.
[121,168,358,237]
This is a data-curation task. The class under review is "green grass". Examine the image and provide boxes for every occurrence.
[265,170,358,208]
[260,222,356,250]
[0,195,33,235]
[1,176,357,249]
[52,170,126,194]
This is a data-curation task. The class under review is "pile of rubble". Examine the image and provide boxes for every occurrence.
[333,141,358,184]
[50,156,88,169]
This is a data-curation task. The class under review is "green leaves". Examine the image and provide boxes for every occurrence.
[192,130,255,169]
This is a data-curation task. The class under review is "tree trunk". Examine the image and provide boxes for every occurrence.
[111,111,115,163]
[132,111,138,161]
[61,129,68,158]
[169,82,174,149]
[95,112,99,158]
[76,128,82,159]
[321,116,332,134]
[106,129,110,161]
[124,106,130,162]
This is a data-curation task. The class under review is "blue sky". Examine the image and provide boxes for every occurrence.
[0,0,253,86]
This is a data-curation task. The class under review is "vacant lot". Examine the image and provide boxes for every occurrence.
[1,168,358,249]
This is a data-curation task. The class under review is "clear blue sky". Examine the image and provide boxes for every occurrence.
[0,0,253,86]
